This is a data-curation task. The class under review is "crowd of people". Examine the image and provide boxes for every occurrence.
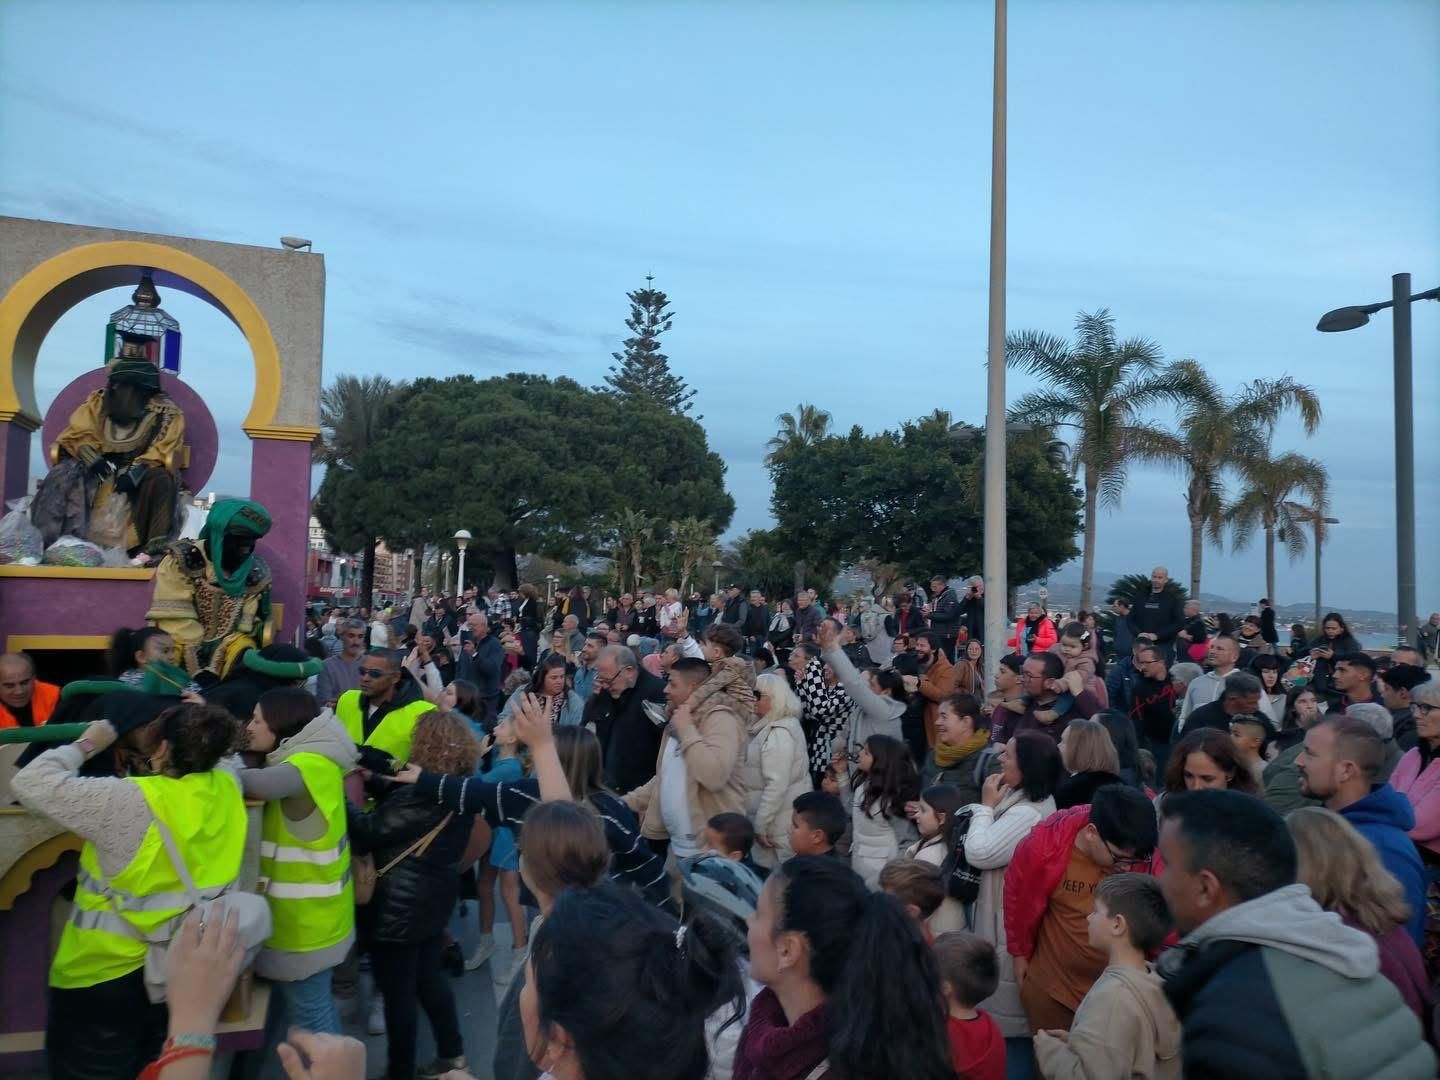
[4,566,1440,1079]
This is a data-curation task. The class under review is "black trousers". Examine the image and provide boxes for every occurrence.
[47,969,167,1080]
[370,936,464,1079]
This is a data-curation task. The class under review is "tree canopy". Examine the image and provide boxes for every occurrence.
[768,411,1080,589]
[315,374,733,587]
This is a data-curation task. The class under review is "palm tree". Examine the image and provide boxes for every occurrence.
[1125,365,1322,600]
[669,516,718,595]
[317,374,403,467]
[1222,449,1329,604]
[614,509,658,595]
[316,374,405,606]
[1006,310,1207,611]
[766,403,833,593]
[765,403,832,465]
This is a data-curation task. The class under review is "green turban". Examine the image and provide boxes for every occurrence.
[204,499,272,597]
[107,358,161,394]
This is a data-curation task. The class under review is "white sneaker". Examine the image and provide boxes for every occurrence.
[465,933,496,972]
[367,994,387,1036]
[492,947,524,990]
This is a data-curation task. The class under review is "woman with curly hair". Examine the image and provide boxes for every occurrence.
[12,701,247,1080]
[348,710,482,1079]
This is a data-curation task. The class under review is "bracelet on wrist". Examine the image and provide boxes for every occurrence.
[167,1033,217,1053]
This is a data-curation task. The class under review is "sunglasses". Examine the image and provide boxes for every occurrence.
[358,667,390,679]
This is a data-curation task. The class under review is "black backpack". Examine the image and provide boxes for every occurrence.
[942,806,982,903]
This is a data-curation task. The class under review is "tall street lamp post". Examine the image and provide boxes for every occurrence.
[982,0,1008,690]
[1306,514,1341,631]
[1317,275,1437,646]
[454,530,471,600]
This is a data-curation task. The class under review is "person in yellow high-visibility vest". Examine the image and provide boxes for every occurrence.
[239,686,358,1039]
[11,698,247,1080]
[336,648,435,767]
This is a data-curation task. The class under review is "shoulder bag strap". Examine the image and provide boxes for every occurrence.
[377,812,453,878]
[152,817,203,903]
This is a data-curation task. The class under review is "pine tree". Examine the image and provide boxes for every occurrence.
[600,276,698,415]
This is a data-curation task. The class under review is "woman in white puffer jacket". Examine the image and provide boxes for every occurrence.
[739,672,812,867]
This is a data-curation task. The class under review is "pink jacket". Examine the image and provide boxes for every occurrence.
[1389,748,1440,855]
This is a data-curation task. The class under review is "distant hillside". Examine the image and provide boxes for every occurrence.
[1035,570,1396,632]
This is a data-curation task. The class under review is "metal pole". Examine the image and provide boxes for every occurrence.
[1393,273,1417,646]
[457,548,467,600]
[1313,521,1321,632]
[982,0,1008,690]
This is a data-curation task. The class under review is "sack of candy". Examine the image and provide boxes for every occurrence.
[0,498,44,565]
[1284,655,1316,688]
[42,535,107,567]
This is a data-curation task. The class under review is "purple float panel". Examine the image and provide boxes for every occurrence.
[0,848,77,1071]
[250,437,311,642]
[0,421,31,507]
[41,368,217,495]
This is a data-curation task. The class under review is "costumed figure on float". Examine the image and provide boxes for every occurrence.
[146,499,273,680]
[31,335,185,559]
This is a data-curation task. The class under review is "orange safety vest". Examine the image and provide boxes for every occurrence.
[0,680,61,729]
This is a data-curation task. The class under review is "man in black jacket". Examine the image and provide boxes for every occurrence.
[957,576,985,643]
[719,584,749,629]
[1127,566,1186,660]
[926,575,962,659]
[457,610,504,722]
[586,644,667,793]
[743,589,770,656]
[1258,598,1280,647]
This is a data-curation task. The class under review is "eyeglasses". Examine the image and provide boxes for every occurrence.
[1417,704,1438,717]
[358,667,390,679]
[1100,835,1151,871]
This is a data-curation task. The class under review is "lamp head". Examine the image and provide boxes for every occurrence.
[1317,306,1372,332]
[453,528,472,552]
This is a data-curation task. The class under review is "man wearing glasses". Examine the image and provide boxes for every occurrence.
[1003,784,1159,1035]
[335,648,433,765]
[1128,645,1179,776]
[316,617,368,709]
[1007,652,1102,745]
[584,645,667,794]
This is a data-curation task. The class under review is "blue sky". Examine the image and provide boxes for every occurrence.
[2,0,1436,613]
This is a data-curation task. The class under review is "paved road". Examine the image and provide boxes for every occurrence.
[257,896,520,1080]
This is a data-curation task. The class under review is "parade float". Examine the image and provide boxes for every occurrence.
[0,216,323,1070]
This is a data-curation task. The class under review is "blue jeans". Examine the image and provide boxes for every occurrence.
[275,968,341,1035]
[238,969,342,1080]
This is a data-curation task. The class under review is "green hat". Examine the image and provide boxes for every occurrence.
[107,357,161,393]
[242,644,321,681]
[203,499,272,597]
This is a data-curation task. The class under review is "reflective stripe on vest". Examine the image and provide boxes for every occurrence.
[265,869,353,900]
[259,834,349,865]
[258,751,354,953]
[336,691,433,763]
[50,770,246,990]
[73,869,230,916]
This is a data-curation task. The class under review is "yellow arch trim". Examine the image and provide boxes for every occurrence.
[0,240,282,433]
